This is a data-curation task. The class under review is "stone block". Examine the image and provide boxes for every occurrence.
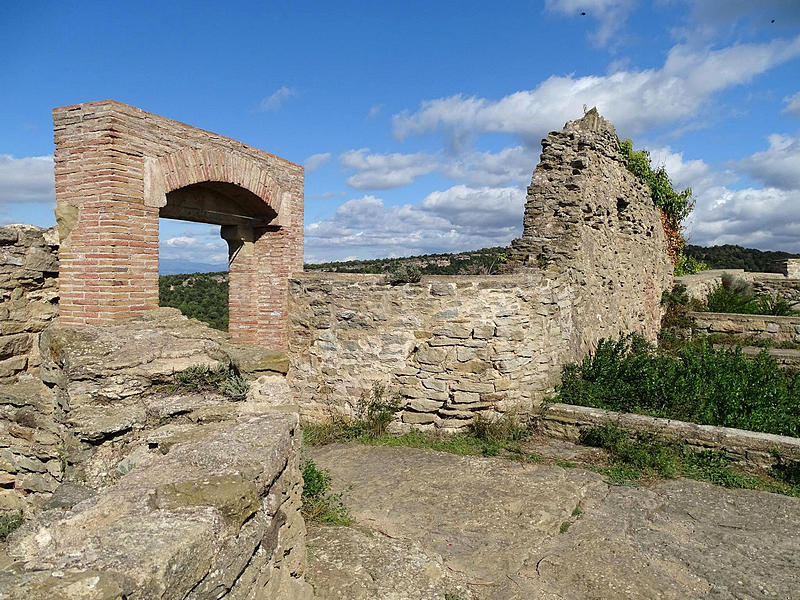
[414,345,447,365]
[432,324,471,339]
[452,391,479,404]
[402,411,437,425]
[406,398,444,412]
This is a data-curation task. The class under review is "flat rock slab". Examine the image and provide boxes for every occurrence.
[308,444,800,600]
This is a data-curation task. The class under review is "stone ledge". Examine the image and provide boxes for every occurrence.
[1,412,312,600]
[535,403,800,468]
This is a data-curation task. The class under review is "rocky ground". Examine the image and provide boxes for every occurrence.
[306,442,800,600]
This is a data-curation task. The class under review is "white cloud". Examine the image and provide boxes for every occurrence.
[165,236,198,247]
[304,186,525,261]
[545,0,636,47]
[339,146,538,190]
[392,35,800,145]
[304,152,332,172]
[160,223,229,267]
[308,191,346,199]
[0,155,55,205]
[689,186,800,253]
[258,86,297,112]
[736,134,800,190]
[367,104,384,120]
[340,149,437,189]
[440,146,539,186]
[782,91,800,115]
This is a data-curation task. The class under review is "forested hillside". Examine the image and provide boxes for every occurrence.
[684,244,799,272]
[158,272,229,330]
[159,244,799,330]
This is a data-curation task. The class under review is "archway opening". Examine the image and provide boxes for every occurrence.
[157,181,277,332]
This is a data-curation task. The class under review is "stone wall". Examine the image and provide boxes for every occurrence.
[289,273,575,428]
[691,311,800,344]
[0,225,59,383]
[677,270,800,305]
[536,403,800,469]
[289,110,673,429]
[508,108,673,356]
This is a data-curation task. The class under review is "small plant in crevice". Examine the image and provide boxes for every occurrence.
[301,458,351,526]
[468,412,529,457]
[166,363,250,400]
[0,510,23,540]
[351,382,402,437]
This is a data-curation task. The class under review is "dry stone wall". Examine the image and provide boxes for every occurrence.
[289,110,673,428]
[691,311,800,344]
[0,225,59,382]
[289,273,575,429]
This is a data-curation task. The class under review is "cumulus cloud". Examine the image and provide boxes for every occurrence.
[339,146,538,190]
[650,143,800,253]
[736,134,800,190]
[782,91,800,115]
[545,0,636,47]
[258,86,297,112]
[304,152,332,172]
[160,223,229,267]
[304,186,525,261]
[0,155,55,205]
[340,149,437,189]
[392,35,800,145]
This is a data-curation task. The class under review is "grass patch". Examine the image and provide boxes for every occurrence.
[579,423,800,497]
[305,410,538,461]
[557,333,800,437]
[301,458,351,526]
[0,510,23,540]
[559,521,571,534]
[165,364,249,400]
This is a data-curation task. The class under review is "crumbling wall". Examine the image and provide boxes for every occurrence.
[508,108,673,354]
[289,111,674,427]
[0,225,59,382]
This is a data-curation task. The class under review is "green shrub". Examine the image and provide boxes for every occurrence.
[557,334,800,437]
[705,274,797,316]
[0,510,23,540]
[674,252,708,276]
[619,139,693,226]
[301,459,351,525]
[383,263,422,285]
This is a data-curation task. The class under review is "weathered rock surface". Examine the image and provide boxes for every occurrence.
[1,412,312,600]
[308,444,800,600]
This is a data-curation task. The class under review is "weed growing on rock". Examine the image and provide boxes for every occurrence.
[304,382,400,443]
[0,510,23,540]
[301,459,351,526]
[167,364,250,400]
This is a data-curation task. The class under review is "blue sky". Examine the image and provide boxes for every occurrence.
[2,0,799,271]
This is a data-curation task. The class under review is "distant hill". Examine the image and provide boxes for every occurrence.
[159,244,799,330]
[684,244,800,272]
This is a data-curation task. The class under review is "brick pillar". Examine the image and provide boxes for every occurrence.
[58,200,160,326]
[222,225,295,350]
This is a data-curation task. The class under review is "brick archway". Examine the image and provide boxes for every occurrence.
[53,100,304,349]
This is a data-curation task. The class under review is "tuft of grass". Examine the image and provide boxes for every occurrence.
[578,423,800,497]
[0,510,23,540]
[559,521,571,534]
[705,274,797,316]
[304,411,538,462]
[301,458,351,526]
[166,364,250,400]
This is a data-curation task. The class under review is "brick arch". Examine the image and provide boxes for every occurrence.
[144,147,284,220]
[53,100,304,350]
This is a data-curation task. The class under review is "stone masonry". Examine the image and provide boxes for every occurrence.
[0,225,59,382]
[53,100,304,349]
[289,110,674,429]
